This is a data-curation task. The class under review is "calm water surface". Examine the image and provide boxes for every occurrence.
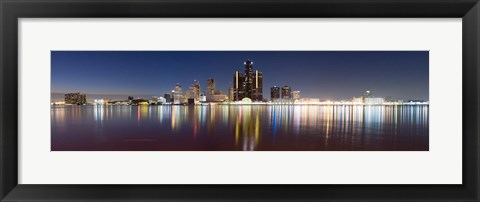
[51,105,429,151]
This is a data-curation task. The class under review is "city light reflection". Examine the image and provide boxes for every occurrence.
[52,105,429,151]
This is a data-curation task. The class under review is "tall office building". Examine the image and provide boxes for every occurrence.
[252,70,263,101]
[281,86,292,99]
[186,86,195,103]
[186,87,195,105]
[244,60,254,99]
[228,87,234,101]
[270,86,280,101]
[206,78,215,102]
[173,84,183,104]
[164,93,172,103]
[192,80,200,101]
[232,60,263,101]
[233,71,246,101]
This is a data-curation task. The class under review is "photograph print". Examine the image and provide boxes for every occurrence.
[51,51,429,151]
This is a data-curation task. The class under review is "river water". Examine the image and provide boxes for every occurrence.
[51,105,429,151]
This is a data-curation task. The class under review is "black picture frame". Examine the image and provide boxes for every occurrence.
[1,0,479,201]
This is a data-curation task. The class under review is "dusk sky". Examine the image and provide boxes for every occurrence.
[51,51,429,101]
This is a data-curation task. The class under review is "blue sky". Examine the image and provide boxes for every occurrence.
[51,51,429,100]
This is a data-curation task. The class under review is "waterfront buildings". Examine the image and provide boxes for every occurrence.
[292,91,301,101]
[93,99,104,105]
[364,97,385,105]
[228,87,234,101]
[270,86,280,101]
[352,91,385,105]
[281,86,291,99]
[57,89,425,106]
[57,59,428,106]
[157,97,167,104]
[173,84,183,104]
[272,98,294,104]
[363,90,374,98]
[186,84,197,104]
[233,71,245,101]
[295,98,320,104]
[232,60,263,101]
[206,78,215,102]
[205,79,228,102]
[164,93,172,103]
[192,80,200,102]
[352,97,363,104]
[200,93,207,102]
[65,93,87,105]
[251,71,263,101]
[185,83,199,104]
[213,90,228,102]
[150,96,158,105]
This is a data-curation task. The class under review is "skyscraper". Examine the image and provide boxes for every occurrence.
[244,60,254,99]
[192,80,200,102]
[164,93,172,104]
[270,86,280,101]
[206,78,215,102]
[228,87,234,101]
[252,70,263,101]
[186,86,195,103]
[232,60,263,101]
[233,71,245,101]
[282,86,292,99]
[173,84,183,104]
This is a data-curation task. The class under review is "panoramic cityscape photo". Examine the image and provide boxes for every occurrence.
[51,51,429,151]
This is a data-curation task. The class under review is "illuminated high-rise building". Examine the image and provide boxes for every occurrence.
[252,70,263,101]
[270,86,280,101]
[192,80,200,101]
[228,87,234,101]
[206,78,215,102]
[213,90,227,102]
[185,86,195,103]
[232,60,263,101]
[281,86,292,99]
[173,84,183,104]
[233,71,246,101]
[244,60,254,99]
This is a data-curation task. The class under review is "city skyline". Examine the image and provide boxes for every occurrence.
[51,51,429,101]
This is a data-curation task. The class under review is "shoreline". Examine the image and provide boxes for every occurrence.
[51,103,429,106]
